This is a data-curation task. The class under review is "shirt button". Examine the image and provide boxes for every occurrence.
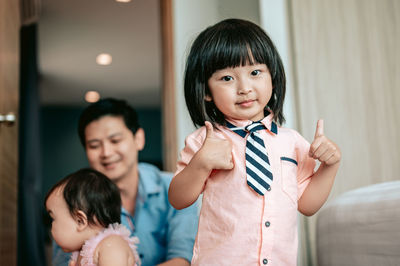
[267,186,271,191]
[265,221,271,227]
[263,258,268,264]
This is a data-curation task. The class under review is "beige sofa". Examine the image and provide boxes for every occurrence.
[316,181,400,266]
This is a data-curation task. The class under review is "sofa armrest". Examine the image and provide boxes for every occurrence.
[316,181,400,266]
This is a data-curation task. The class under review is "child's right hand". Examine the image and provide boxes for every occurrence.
[196,121,234,171]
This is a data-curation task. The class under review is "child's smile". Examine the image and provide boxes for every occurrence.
[237,99,256,108]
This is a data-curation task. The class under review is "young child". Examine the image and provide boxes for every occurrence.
[168,18,341,265]
[45,168,140,266]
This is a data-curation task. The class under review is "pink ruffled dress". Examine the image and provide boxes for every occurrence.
[70,223,140,266]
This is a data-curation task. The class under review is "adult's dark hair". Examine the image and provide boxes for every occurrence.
[45,168,121,227]
[184,18,286,127]
[78,98,140,147]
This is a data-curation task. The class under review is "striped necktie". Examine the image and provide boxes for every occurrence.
[226,120,276,195]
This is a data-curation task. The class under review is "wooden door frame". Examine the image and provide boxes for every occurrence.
[0,0,20,264]
[160,0,177,172]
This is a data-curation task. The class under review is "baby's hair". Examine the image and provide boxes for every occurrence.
[45,168,121,227]
[184,18,286,127]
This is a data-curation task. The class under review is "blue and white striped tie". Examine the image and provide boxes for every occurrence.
[227,121,274,195]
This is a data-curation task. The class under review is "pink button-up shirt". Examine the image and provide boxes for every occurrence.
[175,114,315,265]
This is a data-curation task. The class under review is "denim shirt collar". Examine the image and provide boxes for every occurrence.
[121,162,162,217]
[138,162,162,198]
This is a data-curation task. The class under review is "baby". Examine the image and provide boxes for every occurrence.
[45,168,140,266]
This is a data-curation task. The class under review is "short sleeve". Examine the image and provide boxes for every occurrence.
[294,131,316,200]
[174,128,205,177]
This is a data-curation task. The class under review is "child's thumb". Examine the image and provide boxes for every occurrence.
[205,121,214,138]
[314,119,324,139]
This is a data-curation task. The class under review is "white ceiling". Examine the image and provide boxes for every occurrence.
[38,0,162,107]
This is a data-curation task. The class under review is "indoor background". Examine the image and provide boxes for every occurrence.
[0,0,399,265]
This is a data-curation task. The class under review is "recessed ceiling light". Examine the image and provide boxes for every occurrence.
[96,53,112,65]
[116,0,131,3]
[85,91,100,103]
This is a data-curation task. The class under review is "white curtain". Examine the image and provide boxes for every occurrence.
[288,0,400,264]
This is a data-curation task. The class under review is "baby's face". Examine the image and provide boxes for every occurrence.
[46,188,84,252]
[206,63,272,122]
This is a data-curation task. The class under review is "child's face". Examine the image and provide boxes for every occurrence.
[46,188,85,252]
[206,63,272,121]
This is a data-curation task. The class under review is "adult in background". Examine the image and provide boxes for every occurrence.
[52,98,198,266]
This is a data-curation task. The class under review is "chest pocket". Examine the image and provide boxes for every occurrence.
[280,157,298,205]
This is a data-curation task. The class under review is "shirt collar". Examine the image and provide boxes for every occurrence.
[225,112,278,135]
[121,206,130,216]
[137,162,162,198]
[121,163,162,219]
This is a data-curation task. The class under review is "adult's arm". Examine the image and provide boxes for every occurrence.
[164,173,200,265]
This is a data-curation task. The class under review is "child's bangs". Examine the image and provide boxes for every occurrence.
[204,32,267,78]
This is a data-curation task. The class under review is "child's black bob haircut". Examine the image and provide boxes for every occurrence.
[184,18,286,127]
[45,168,121,227]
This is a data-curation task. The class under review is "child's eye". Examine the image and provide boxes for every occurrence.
[221,76,233,81]
[251,70,261,76]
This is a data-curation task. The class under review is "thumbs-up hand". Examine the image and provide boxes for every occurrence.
[195,121,234,171]
[309,119,341,166]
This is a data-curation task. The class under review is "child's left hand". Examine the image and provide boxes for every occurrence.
[309,119,341,165]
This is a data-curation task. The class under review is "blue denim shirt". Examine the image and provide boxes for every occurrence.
[52,163,199,266]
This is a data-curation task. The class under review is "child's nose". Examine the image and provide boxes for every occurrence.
[237,79,252,94]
